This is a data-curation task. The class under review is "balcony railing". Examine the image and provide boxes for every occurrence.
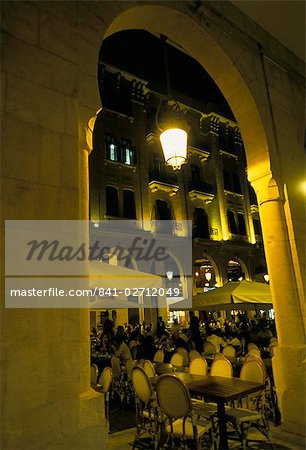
[188,181,214,195]
[149,170,178,185]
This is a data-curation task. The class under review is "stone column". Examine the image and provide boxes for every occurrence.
[252,175,305,436]
[208,120,229,241]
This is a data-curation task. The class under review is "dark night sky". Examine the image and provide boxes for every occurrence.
[100,30,234,120]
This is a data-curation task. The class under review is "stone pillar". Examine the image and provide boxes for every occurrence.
[253,175,305,436]
[210,128,229,241]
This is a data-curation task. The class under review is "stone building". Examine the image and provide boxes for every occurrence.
[1,1,305,448]
[89,33,266,327]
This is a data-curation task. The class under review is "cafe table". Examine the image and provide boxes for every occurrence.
[151,373,264,450]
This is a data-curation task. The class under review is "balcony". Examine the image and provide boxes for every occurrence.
[188,145,210,162]
[148,170,179,196]
[188,181,215,203]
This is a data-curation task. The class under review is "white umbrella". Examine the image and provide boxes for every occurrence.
[170,280,272,311]
[88,261,166,309]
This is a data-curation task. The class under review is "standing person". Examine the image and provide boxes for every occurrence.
[156,316,166,338]
[189,315,203,353]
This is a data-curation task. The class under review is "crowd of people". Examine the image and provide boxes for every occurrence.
[91,312,277,364]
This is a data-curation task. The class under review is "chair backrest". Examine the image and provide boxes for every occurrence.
[244,354,267,377]
[247,343,259,351]
[90,364,98,385]
[98,366,113,394]
[170,352,184,367]
[156,374,191,420]
[214,352,226,361]
[248,347,261,357]
[240,359,265,384]
[189,349,200,361]
[143,360,156,378]
[210,357,233,378]
[125,359,135,381]
[131,366,153,403]
[176,347,189,366]
[222,345,236,357]
[189,356,208,376]
[111,355,121,378]
[203,341,216,355]
[153,349,164,363]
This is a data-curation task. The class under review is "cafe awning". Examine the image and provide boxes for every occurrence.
[88,261,165,309]
[170,280,272,311]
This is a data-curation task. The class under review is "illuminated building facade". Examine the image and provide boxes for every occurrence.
[89,40,267,325]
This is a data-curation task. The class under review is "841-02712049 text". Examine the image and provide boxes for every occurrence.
[91,287,180,297]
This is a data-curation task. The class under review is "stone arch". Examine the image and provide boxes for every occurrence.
[226,256,250,281]
[196,253,221,287]
[102,5,271,184]
[89,3,305,435]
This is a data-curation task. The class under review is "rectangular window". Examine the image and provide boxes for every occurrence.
[104,134,117,161]
[109,143,116,161]
[125,148,131,165]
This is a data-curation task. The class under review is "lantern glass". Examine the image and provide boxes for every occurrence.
[205,272,212,282]
[160,128,187,170]
[166,271,173,281]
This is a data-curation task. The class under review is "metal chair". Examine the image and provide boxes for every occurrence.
[126,359,136,399]
[225,359,274,449]
[143,359,156,378]
[90,363,98,386]
[222,345,236,357]
[177,347,190,366]
[189,356,208,376]
[210,357,233,378]
[98,367,113,425]
[156,374,213,449]
[131,366,158,449]
[189,349,201,361]
[153,349,164,363]
[170,352,184,368]
[111,355,125,400]
[203,341,216,355]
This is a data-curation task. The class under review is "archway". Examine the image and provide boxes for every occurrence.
[86,3,305,436]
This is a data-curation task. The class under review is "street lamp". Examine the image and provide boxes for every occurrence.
[166,271,173,281]
[205,271,212,282]
[158,35,188,170]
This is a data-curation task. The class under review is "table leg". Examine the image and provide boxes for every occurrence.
[217,400,228,450]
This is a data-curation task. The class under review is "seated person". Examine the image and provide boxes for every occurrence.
[100,333,113,356]
[113,336,132,363]
[206,329,227,353]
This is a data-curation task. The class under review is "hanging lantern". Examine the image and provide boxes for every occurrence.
[205,271,212,282]
[160,127,187,170]
[166,270,173,281]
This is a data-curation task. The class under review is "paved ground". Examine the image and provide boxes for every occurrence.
[106,425,304,450]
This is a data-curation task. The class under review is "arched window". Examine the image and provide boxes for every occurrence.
[237,213,247,235]
[227,210,237,234]
[123,190,136,218]
[193,208,209,239]
[105,186,119,216]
